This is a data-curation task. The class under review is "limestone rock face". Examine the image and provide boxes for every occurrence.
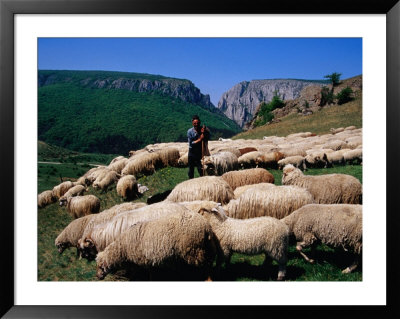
[217,79,327,128]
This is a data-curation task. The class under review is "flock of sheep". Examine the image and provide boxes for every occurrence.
[38,125,363,281]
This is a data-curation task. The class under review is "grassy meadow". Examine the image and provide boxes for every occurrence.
[38,159,362,282]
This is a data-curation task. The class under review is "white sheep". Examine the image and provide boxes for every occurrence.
[221,167,274,190]
[38,190,57,208]
[199,206,289,280]
[330,127,345,134]
[55,202,147,254]
[107,157,128,174]
[166,176,234,204]
[238,151,284,169]
[282,203,362,273]
[60,195,101,219]
[116,175,138,200]
[218,137,233,142]
[277,155,307,170]
[93,170,120,191]
[224,183,314,219]
[121,152,160,177]
[59,184,87,202]
[202,151,239,176]
[177,152,189,167]
[282,164,362,204]
[52,181,75,199]
[343,149,362,165]
[95,208,219,281]
[79,202,190,259]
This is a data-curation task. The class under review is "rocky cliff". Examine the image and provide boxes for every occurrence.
[245,75,362,130]
[217,79,328,127]
[38,70,216,112]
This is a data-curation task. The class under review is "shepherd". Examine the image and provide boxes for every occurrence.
[187,115,210,179]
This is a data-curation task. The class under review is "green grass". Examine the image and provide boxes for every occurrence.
[38,163,362,282]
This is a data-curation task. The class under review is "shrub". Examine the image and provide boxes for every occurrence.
[336,87,353,105]
[320,86,334,106]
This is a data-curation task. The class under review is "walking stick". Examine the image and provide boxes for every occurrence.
[201,125,206,176]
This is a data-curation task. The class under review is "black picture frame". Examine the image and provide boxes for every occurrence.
[1,0,399,318]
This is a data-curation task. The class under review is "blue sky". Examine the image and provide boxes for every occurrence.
[38,38,362,106]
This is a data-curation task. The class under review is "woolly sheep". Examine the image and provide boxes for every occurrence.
[325,150,346,167]
[202,151,239,176]
[93,170,120,191]
[345,136,362,149]
[38,190,57,208]
[177,152,189,167]
[83,166,108,185]
[278,147,307,158]
[224,183,313,219]
[344,125,357,131]
[304,151,329,169]
[55,202,147,254]
[79,202,190,259]
[59,185,87,202]
[282,164,362,204]
[199,206,289,280]
[180,200,220,213]
[156,147,180,167]
[60,194,101,219]
[116,175,138,200]
[321,139,347,151]
[343,149,362,165]
[330,127,345,134]
[95,209,219,281]
[238,151,284,169]
[107,157,128,174]
[52,181,75,199]
[121,152,160,177]
[282,204,362,273]
[278,155,306,170]
[218,137,232,142]
[166,176,234,204]
[221,168,274,190]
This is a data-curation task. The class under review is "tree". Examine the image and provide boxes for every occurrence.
[324,72,342,86]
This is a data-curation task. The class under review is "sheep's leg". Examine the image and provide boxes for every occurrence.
[277,264,286,281]
[342,256,360,274]
[296,242,315,264]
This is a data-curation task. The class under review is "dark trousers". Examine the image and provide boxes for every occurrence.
[188,156,203,179]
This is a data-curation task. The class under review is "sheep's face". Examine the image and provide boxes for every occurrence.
[202,157,215,175]
[96,264,108,280]
[56,242,69,254]
[59,198,67,207]
[78,238,98,261]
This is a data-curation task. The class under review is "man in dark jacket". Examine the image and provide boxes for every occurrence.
[187,115,210,179]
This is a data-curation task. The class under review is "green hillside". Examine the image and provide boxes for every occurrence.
[38,78,241,154]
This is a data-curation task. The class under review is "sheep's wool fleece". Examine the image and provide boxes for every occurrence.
[96,209,216,271]
[282,204,362,254]
[221,168,274,190]
[206,210,288,265]
[225,183,313,219]
[166,176,234,204]
[86,202,190,252]
[81,202,147,239]
[282,164,362,204]
[179,200,220,213]
[67,195,101,219]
